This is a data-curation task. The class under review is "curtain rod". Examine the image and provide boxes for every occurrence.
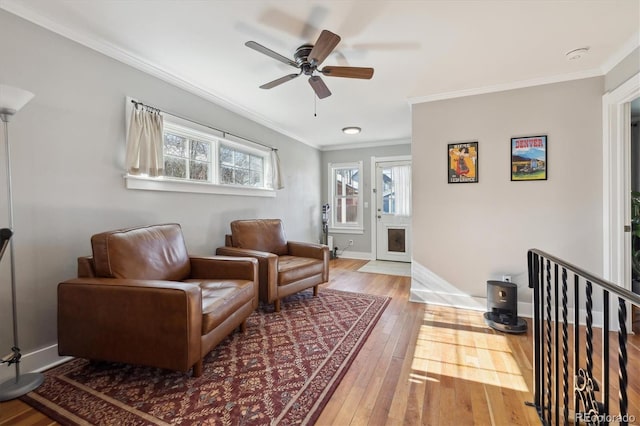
[130,99,278,151]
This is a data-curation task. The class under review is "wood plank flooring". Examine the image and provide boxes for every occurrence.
[1,258,638,425]
[318,259,542,426]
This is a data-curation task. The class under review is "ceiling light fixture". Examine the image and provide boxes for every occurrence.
[342,126,361,135]
[565,47,589,61]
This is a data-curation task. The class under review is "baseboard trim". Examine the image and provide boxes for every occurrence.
[0,344,72,383]
[410,286,536,316]
[410,260,533,319]
[336,251,372,260]
[409,261,608,326]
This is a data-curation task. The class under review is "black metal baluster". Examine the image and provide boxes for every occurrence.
[618,298,628,426]
[602,290,610,422]
[539,253,545,418]
[574,274,580,425]
[546,259,553,425]
[562,268,569,426]
[528,251,543,413]
[586,281,593,381]
[555,264,560,426]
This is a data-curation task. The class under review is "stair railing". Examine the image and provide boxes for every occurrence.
[528,249,640,426]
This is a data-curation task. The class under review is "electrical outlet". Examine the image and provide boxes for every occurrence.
[502,275,511,282]
[348,239,354,246]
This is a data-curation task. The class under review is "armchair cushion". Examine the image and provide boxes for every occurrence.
[91,223,190,281]
[277,256,324,285]
[230,219,288,255]
[185,279,256,333]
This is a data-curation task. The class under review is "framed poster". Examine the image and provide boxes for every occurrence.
[448,142,478,183]
[511,135,547,181]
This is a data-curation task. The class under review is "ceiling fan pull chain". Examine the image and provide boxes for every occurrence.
[314,94,317,117]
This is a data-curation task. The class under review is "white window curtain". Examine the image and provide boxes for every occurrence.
[125,106,164,177]
[270,149,284,190]
[393,165,411,216]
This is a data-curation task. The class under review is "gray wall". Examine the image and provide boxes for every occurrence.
[605,47,640,92]
[321,143,411,256]
[411,77,604,304]
[0,10,321,377]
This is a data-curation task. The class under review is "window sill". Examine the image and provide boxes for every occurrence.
[124,175,276,198]
[329,228,364,235]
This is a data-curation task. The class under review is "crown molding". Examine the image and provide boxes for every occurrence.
[320,137,411,152]
[600,30,640,75]
[407,68,603,105]
[0,1,319,150]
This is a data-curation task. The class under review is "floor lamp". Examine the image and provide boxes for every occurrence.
[0,84,44,401]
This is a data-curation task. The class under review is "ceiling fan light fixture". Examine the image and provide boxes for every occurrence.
[342,126,361,135]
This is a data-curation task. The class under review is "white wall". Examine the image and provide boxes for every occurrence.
[0,10,321,379]
[411,77,604,308]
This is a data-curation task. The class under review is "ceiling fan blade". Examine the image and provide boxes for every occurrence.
[260,73,300,89]
[321,66,374,79]
[308,30,341,66]
[308,75,331,99]
[245,41,298,68]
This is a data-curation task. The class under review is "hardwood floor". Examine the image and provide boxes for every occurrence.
[1,258,638,425]
[318,259,541,426]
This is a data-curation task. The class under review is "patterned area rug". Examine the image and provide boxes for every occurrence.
[22,289,389,425]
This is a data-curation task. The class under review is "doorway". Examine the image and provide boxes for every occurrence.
[631,98,640,332]
[603,72,640,332]
[373,157,412,262]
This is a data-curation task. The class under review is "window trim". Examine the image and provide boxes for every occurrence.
[124,174,276,197]
[328,161,364,233]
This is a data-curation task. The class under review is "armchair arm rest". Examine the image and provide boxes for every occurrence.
[288,241,330,260]
[189,255,258,282]
[288,242,330,282]
[57,278,202,372]
[77,256,95,278]
[215,247,278,303]
[215,246,277,260]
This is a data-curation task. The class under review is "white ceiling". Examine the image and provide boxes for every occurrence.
[2,0,639,149]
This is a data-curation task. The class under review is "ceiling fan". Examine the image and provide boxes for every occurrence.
[245,29,374,99]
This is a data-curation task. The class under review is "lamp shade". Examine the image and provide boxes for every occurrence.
[0,84,35,116]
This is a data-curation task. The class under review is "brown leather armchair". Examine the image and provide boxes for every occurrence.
[215,219,329,312]
[57,223,258,377]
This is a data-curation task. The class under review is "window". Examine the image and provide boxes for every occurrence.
[219,144,264,187]
[163,121,270,188]
[329,161,363,233]
[125,109,275,197]
[163,128,211,182]
[381,165,411,216]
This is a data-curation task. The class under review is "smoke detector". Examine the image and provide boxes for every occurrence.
[566,47,589,61]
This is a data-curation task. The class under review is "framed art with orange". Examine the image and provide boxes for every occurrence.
[448,142,478,183]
